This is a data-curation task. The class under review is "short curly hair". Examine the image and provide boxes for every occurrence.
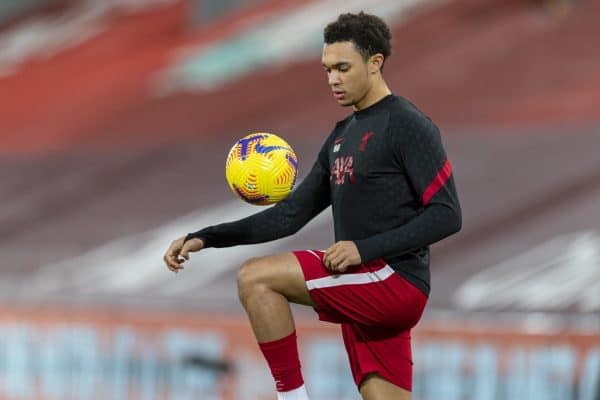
[323,12,392,65]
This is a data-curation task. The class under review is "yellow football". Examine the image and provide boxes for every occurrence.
[225,133,298,205]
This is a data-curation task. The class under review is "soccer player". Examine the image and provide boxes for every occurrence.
[164,11,461,400]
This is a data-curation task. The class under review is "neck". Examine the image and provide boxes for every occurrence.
[353,79,392,111]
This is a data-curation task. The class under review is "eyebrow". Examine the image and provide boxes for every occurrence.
[322,61,351,69]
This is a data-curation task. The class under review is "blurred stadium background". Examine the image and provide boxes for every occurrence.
[0,0,599,399]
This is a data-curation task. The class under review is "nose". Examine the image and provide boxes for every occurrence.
[328,70,341,86]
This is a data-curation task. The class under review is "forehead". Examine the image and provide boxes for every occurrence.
[321,41,363,65]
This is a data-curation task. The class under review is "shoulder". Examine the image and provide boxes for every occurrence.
[333,114,353,131]
[387,96,440,141]
[388,96,436,129]
[325,114,353,142]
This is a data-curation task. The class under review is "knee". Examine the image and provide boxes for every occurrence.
[237,257,267,302]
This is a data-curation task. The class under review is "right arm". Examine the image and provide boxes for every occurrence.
[185,140,332,248]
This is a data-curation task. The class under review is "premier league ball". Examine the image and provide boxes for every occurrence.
[225,133,298,205]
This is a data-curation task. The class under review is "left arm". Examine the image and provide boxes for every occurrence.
[353,115,462,263]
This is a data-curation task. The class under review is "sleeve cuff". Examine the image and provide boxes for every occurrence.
[353,238,380,264]
[184,231,209,247]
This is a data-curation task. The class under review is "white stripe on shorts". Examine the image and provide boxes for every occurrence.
[306,265,395,290]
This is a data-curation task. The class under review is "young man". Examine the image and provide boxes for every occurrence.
[164,12,461,400]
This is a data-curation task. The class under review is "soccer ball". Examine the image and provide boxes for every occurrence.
[225,133,298,205]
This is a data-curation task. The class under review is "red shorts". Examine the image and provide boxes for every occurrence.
[293,250,428,391]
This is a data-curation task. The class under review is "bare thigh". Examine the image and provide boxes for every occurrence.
[359,374,412,400]
[238,252,315,307]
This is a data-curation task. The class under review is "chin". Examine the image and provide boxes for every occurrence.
[339,98,354,107]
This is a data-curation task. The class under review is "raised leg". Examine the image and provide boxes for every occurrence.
[237,253,314,341]
[237,253,314,399]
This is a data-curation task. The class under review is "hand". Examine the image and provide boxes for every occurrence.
[163,236,204,273]
[323,241,362,273]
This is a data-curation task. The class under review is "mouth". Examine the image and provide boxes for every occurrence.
[333,90,345,100]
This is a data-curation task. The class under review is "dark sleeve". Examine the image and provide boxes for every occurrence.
[185,138,332,248]
[354,114,462,262]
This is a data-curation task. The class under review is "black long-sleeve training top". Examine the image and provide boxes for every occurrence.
[186,94,462,295]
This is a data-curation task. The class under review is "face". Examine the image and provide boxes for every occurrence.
[322,41,375,108]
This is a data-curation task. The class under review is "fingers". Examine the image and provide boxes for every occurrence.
[323,241,360,273]
[323,244,338,271]
[323,244,346,273]
[163,237,205,274]
[163,239,185,273]
[327,256,347,273]
[179,243,190,261]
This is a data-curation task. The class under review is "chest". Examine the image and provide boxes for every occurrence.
[328,119,404,187]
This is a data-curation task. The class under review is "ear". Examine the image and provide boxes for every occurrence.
[369,53,385,74]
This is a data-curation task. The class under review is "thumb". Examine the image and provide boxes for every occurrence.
[180,242,192,260]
